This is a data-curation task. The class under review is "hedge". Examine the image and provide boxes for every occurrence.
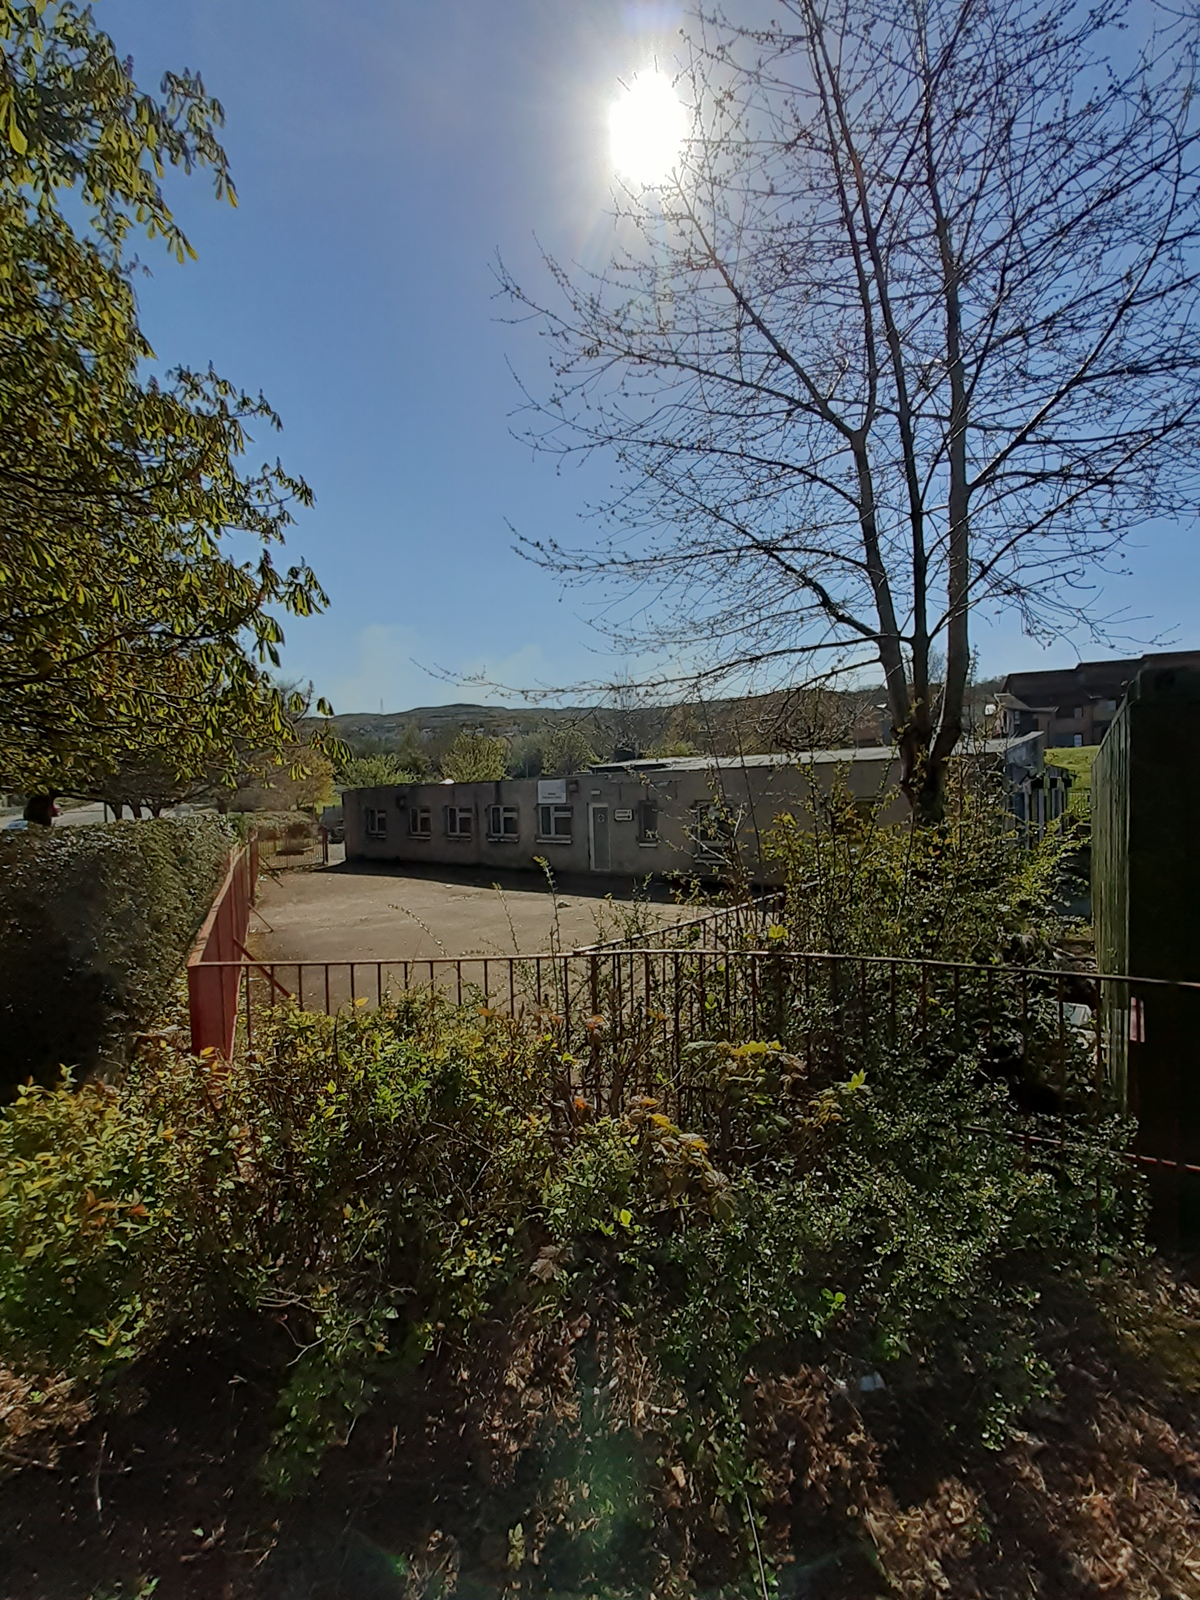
[0,817,234,1092]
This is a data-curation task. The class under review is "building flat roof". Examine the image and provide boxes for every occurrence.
[589,732,1041,775]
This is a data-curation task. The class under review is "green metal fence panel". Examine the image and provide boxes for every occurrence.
[1092,664,1200,1240]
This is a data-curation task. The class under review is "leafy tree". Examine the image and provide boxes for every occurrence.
[340,726,431,779]
[540,724,598,776]
[0,1,330,798]
[337,754,416,790]
[506,731,545,779]
[226,744,336,815]
[503,0,1200,821]
[440,732,508,783]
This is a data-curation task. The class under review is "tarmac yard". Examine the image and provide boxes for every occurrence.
[247,859,689,965]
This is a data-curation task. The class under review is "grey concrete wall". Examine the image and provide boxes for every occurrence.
[343,753,910,883]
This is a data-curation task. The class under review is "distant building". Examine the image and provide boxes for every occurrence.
[343,735,1048,883]
[995,652,1200,748]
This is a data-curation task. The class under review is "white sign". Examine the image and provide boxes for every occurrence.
[614,808,633,822]
[537,778,567,804]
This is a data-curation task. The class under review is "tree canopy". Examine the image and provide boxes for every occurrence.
[440,732,508,783]
[0,0,330,794]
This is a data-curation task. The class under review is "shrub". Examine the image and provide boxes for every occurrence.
[766,761,1079,962]
[0,985,1138,1511]
[0,817,234,1090]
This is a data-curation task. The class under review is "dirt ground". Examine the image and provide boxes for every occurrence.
[248,859,691,963]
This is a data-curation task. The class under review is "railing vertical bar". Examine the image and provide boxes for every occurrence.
[673,951,682,1072]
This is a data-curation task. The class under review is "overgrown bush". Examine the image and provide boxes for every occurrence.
[0,817,233,1090]
[767,759,1080,962]
[0,986,1139,1545]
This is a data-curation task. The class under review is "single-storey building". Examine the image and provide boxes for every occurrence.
[343,734,1049,884]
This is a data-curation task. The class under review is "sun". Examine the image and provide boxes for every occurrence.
[609,71,685,187]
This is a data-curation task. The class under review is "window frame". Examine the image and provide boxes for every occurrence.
[408,806,432,838]
[536,803,573,843]
[637,799,659,845]
[691,800,730,865]
[444,805,474,840]
[486,803,520,841]
[365,807,388,841]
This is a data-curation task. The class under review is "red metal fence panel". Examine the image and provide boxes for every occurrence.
[186,843,258,1058]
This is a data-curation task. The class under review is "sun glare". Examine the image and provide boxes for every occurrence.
[609,71,685,187]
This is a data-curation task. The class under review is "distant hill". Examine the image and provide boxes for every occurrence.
[312,680,1004,757]
[307,683,990,766]
[314,703,611,744]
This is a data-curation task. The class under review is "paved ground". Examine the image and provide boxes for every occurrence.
[248,859,691,963]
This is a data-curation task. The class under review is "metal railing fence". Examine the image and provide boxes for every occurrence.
[187,944,1200,1187]
[575,890,786,953]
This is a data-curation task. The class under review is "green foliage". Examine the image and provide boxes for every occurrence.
[0,975,1137,1514]
[337,754,416,790]
[440,732,508,783]
[506,731,546,778]
[0,2,331,793]
[0,816,233,1087]
[767,763,1077,961]
[228,745,337,813]
[649,738,700,758]
[541,724,598,776]
[1045,745,1099,821]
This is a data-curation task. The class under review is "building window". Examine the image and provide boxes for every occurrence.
[692,801,729,865]
[444,806,473,839]
[637,800,659,843]
[365,807,388,840]
[1073,734,1084,748]
[487,804,519,840]
[409,806,431,837]
[1073,706,1084,719]
[537,803,573,842]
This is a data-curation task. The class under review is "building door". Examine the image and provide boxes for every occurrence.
[589,804,611,872]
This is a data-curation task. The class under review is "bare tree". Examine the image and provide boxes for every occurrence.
[502,0,1200,820]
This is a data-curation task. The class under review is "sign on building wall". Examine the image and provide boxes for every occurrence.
[537,779,567,804]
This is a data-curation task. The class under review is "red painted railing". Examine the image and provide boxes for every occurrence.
[186,839,259,1058]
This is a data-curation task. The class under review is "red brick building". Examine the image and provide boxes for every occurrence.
[995,652,1200,748]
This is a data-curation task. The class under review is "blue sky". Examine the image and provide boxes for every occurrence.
[103,1,1200,712]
